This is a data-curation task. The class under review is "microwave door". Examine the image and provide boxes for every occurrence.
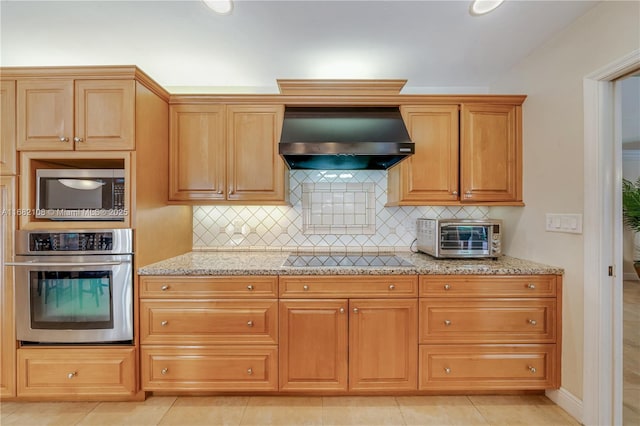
[44,178,105,209]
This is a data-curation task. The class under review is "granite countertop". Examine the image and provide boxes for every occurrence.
[137,251,564,276]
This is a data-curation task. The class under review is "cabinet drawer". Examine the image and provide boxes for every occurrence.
[279,275,418,298]
[419,299,556,343]
[139,276,278,298]
[17,347,136,398]
[140,300,278,345]
[419,345,558,390]
[141,346,278,391]
[420,275,557,297]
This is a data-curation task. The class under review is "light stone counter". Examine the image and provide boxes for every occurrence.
[138,251,564,276]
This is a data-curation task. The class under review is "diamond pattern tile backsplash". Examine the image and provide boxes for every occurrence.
[193,170,489,251]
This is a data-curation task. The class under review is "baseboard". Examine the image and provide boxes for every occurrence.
[546,387,583,424]
[623,272,639,281]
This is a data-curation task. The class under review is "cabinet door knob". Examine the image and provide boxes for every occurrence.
[217,190,223,194]
[247,368,253,375]
[353,307,359,313]
[452,191,458,196]
[527,283,536,289]
[228,190,234,196]
[444,320,452,326]
[303,285,309,291]
[247,320,254,327]
[528,319,537,326]
[161,320,168,327]
[161,368,168,375]
[388,284,395,290]
[339,307,345,314]
[161,285,170,291]
[528,366,537,374]
[247,285,254,291]
[67,371,77,379]
[73,136,83,143]
[59,136,69,142]
[444,367,451,374]
[444,284,451,290]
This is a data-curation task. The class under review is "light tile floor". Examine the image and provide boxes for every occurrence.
[0,394,579,426]
[624,280,640,425]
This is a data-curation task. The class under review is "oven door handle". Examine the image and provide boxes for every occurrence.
[6,261,126,267]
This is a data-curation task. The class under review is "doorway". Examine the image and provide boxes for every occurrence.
[583,50,640,426]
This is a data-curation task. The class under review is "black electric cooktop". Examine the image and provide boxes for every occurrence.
[283,253,414,268]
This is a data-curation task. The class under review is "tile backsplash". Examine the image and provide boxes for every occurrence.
[193,170,489,251]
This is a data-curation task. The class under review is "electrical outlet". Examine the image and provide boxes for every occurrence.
[545,213,583,234]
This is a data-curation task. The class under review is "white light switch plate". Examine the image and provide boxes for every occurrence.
[545,213,583,234]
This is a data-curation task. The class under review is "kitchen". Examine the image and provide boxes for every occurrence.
[0,1,639,425]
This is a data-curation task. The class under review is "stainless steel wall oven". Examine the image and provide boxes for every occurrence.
[10,229,133,344]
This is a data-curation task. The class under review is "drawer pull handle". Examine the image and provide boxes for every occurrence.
[527,283,536,289]
[444,320,452,326]
[444,284,451,290]
[161,285,170,291]
[528,366,537,374]
[161,320,168,327]
[303,285,309,291]
[67,372,77,379]
[247,320,254,327]
[339,307,345,314]
[444,367,451,374]
[247,368,253,375]
[388,284,395,290]
[528,319,537,326]
[161,368,168,375]
[353,307,359,313]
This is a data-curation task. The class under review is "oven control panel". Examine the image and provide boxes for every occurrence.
[28,232,114,252]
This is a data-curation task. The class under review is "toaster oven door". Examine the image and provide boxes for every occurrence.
[439,224,491,257]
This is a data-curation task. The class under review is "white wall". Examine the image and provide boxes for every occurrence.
[488,0,640,401]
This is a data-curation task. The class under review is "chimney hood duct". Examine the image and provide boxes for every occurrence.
[278,106,414,170]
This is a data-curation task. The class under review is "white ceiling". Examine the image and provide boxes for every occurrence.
[0,0,600,93]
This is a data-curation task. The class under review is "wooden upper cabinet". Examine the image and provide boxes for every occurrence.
[17,79,135,151]
[387,105,459,205]
[226,105,287,203]
[1,81,16,175]
[461,103,522,203]
[168,104,288,204]
[169,104,226,201]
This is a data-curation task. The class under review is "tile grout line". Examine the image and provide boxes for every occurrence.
[238,395,251,426]
[154,395,179,426]
[466,395,492,425]
[393,396,409,426]
[72,401,102,425]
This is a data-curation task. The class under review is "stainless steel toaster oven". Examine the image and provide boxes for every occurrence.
[416,218,502,259]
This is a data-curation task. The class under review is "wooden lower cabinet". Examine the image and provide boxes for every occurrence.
[141,346,278,391]
[279,297,418,392]
[419,345,558,390]
[17,347,136,398]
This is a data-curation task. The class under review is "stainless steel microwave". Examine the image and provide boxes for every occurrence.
[36,169,126,221]
[417,218,502,259]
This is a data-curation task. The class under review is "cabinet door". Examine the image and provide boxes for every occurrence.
[169,105,226,201]
[388,106,459,204]
[226,105,288,203]
[17,80,74,150]
[279,300,348,391]
[461,104,522,203]
[349,299,418,391]
[74,80,135,150]
[0,177,16,397]
[1,81,16,175]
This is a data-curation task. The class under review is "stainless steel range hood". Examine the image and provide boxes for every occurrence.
[278,106,414,170]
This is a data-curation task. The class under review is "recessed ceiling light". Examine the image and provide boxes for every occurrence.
[469,0,505,16]
[203,0,233,15]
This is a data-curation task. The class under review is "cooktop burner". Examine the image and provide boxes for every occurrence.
[282,253,414,268]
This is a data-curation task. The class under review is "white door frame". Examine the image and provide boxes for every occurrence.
[583,49,640,426]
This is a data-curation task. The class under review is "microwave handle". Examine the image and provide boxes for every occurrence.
[6,261,125,267]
